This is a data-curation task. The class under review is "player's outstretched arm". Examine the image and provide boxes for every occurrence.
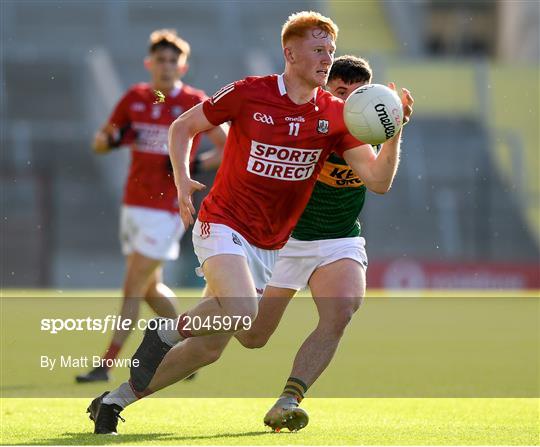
[343,85,414,194]
[168,103,217,227]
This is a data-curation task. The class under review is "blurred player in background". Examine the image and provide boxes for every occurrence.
[235,55,413,431]
[86,12,410,435]
[76,29,226,383]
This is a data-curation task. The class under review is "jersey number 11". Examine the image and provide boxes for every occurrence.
[289,122,300,136]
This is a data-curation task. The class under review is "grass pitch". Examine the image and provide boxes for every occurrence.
[1,397,538,445]
[1,289,539,445]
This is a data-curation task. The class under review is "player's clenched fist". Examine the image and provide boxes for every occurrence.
[93,130,111,154]
[176,175,206,228]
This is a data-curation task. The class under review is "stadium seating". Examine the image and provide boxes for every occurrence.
[364,116,538,262]
[2,1,538,288]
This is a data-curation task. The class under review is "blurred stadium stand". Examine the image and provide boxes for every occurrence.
[488,66,539,249]
[1,1,538,289]
[329,1,399,56]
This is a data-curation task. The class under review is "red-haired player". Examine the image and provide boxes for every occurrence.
[86,12,412,435]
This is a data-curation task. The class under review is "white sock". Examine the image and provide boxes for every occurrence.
[157,317,183,346]
[102,381,137,408]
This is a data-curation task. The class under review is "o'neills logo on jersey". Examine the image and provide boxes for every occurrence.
[285,116,305,123]
[247,141,322,181]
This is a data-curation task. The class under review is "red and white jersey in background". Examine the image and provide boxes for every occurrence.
[109,82,206,212]
[201,74,364,249]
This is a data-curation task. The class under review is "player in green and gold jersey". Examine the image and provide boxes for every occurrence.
[235,55,414,431]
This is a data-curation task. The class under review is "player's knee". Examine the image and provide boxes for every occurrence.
[341,296,362,324]
[227,303,258,325]
[339,294,363,316]
[248,334,270,349]
[323,297,361,337]
[351,295,363,313]
[203,348,222,365]
[238,333,269,349]
[243,306,259,324]
[198,345,224,365]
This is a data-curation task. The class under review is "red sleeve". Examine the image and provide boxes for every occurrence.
[108,90,133,129]
[333,132,365,157]
[202,80,245,126]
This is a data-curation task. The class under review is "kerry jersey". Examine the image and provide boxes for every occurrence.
[200,74,363,249]
[292,152,366,240]
[108,82,206,212]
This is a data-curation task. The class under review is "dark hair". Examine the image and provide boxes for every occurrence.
[148,29,190,59]
[329,55,372,84]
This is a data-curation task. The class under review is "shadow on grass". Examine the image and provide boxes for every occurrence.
[13,430,278,445]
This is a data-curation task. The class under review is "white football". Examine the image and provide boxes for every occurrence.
[344,84,403,145]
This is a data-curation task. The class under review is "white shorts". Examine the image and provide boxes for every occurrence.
[120,205,185,261]
[192,219,278,296]
[268,236,368,291]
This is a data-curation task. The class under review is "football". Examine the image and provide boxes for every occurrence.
[344,84,404,145]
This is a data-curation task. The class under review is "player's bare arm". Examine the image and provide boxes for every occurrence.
[342,138,400,194]
[197,123,228,171]
[343,85,414,194]
[168,103,216,227]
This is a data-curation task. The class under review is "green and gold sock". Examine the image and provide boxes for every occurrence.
[281,377,308,403]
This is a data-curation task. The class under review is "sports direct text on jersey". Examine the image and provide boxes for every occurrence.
[247,141,323,181]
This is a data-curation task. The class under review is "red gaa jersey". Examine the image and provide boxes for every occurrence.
[109,82,206,212]
[201,74,363,249]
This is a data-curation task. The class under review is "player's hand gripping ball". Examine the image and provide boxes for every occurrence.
[344,83,403,145]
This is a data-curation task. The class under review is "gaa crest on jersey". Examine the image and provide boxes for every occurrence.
[253,112,275,125]
[317,119,329,134]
